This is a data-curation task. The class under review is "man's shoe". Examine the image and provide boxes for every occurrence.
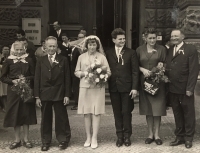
[71,106,78,110]
[9,141,21,149]
[185,141,192,149]
[116,138,124,147]
[124,137,131,147]
[41,144,50,151]
[169,139,185,146]
[145,138,154,144]
[59,141,68,150]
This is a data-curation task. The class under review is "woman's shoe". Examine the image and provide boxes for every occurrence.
[91,143,98,149]
[9,141,21,149]
[23,141,33,148]
[145,138,154,144]
[155,138,163,145]
[84,142,91,147]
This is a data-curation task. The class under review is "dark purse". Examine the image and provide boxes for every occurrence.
[143,78,159,95]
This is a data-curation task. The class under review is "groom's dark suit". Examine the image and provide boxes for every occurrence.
[34,54,71,144]
[166,42,199,141]
[106,46,139,138]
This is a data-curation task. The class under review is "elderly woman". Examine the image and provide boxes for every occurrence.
[75,35,111,149]
[0,42,37,149]
[136,28,167,145]
[0,45,10,112]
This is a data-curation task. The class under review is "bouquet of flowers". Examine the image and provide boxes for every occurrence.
[144,62,169,95]
[11,74,34,103]
[84,58,109,88]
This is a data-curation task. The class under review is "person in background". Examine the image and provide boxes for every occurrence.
[35,40,47,58]
[0,42,37,149]
[16,29,36,52]
[34,36,71,151]
[106,28,139,147]
[75,35,111,149]
[70,33,85,110]
[0,45,10,112]
[136,28,167,145]
[166,29,199,149]
[60,33,72,62]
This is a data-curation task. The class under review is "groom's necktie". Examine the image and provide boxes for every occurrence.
[173,45,177,56]
[48,55,53,66]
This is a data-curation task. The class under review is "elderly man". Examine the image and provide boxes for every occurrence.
[34,36,71,151]
[166,29,199,149]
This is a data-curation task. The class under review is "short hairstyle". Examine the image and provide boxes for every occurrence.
[16,29,25,36]
[79,29,87,36]
[85,38,100,51]
[171,29,185,36]
[111,28,125,39]
[61,33,68,37]
[54,21,61,25]
[0,45,10,54]
[18,37,28,42]
[13,41,25,50]
[144,28,157,37]
[45,36,57,44]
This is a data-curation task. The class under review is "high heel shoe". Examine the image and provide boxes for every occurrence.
[84,142,91,147]
[91,142,98,149]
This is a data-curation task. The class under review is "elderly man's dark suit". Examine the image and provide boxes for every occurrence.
[106,46,139,139]
[166,42,199,142]
[34,54,71,144]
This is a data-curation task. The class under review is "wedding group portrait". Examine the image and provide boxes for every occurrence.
[0,0,200,153]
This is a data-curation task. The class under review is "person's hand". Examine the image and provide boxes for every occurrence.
[64,97,69,106]
[80,71,88,78]
[129,90,137,99]
[12,79,20,84]
[186,91,193,96]
[36,98,42,108]
[141,68,151,78]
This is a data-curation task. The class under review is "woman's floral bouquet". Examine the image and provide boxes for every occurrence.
[144,62,169,95]
[11,74,33,103]
[84,58,109,87]
[149,62,170,83]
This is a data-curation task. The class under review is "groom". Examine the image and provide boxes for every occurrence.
[34,36,71,151]
[106,28,139,147]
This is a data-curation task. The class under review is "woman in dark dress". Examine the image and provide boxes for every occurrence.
[0,42,37,149]
[136,28,167,145]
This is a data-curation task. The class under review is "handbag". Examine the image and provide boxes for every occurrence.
[143,78,159,95]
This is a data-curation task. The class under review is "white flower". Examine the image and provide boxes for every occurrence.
[178,49,184,55]
[52,59,59,64]
[95,59,101,65]
[89,73,93,78]
[91,63,95,69]
[95,78,100,82]
[100,74,105,79]
[104,78,107,82]
[105,74,108,79]
[84,71,88,76]
[96,68,102,73]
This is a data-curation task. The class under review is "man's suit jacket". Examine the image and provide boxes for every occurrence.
[166,42,199,94]
[60,44,72,63]
[106,46,139,92]
[48,29,64,48]
[34,54,71,101]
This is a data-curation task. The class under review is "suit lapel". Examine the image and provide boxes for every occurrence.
[42,56,51,69]
[111,47,118,61]
[52,54,62,68]
[171,43,185,61]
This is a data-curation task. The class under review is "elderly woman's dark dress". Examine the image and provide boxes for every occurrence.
[136,44,167,116]
[0,57,37,127]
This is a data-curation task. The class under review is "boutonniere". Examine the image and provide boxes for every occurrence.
[118,50,125,65]
[52,59,59,64]
[152,49,157,54]
[178,49,184,55]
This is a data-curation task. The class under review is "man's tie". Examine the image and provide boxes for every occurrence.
[57,30,60,37]
[173,45,177,56]
[49,55,53,66]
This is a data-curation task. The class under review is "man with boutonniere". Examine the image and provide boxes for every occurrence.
[34,36,71,151]
[166,29,199,149]
[105,28,139,147]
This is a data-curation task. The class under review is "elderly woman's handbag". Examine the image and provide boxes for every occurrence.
[143,78,159,95]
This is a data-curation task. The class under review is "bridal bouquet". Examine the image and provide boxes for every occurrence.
[84,58,109,87]
[11,74,34,103]
[144,62,169,95]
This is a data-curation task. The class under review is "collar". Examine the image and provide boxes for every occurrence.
[115,46,124,52]
[48,53,56,59]
[62,42,69,47]
[175,41,184,50]
[57,29,61,34]
[8,53,28,63]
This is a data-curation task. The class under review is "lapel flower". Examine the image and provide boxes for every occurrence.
[178,49,184,55]
[118,50,125,65]
[52,58,59,64]
[152,49,157,53]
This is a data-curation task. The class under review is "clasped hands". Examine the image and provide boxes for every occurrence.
[36,97,69,108]
[140,67,151,78]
